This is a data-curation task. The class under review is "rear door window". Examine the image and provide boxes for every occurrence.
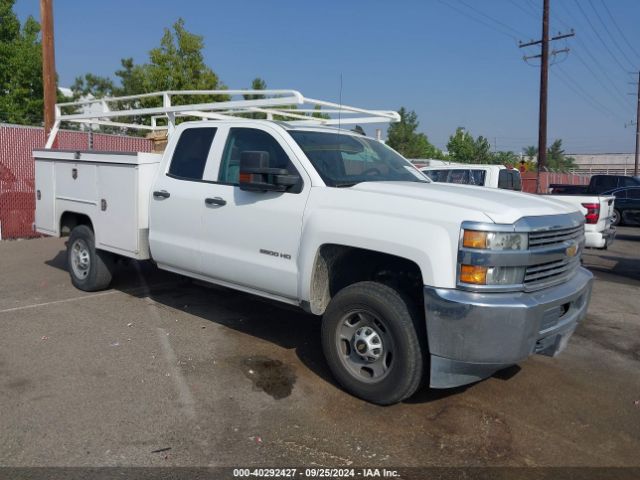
[168,127,217,180]
[627,188,640,199]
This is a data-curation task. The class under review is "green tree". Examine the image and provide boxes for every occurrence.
[311,104,330,120]
[72,18,226,121]
[446,127,492,163]
[241,77,267,119]
[0,0,44,125]
[386,107,443,159]
[523,145,537,161]
[492,150,519,166]
[545,139,575,171]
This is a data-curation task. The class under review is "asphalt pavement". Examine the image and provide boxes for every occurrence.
[0,228,639,468]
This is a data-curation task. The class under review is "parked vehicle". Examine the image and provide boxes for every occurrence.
[550,174,640,195]
[544,194,615,248]
[420,164,522,191]
[420,165,612,248]
[34,90,594,405]
[603,186,640,226]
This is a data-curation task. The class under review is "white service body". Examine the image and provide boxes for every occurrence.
[34,150,162,259]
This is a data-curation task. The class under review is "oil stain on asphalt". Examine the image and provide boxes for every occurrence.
[241,356,296,399]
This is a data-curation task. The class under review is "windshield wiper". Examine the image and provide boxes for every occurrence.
[334,181,361,188]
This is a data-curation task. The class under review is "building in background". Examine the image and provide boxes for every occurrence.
[569,153,636,175]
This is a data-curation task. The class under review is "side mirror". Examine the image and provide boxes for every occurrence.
[239,151,299,192]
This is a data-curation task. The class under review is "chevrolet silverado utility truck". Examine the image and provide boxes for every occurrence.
[34,90,593,405]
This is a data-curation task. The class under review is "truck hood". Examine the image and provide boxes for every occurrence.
[350,181,580,224]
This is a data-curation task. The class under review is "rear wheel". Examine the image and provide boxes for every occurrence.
[67,225,115,291]
[612,208,621,226]
[321,281,425,405]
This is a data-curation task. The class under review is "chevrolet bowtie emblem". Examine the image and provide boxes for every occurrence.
[566,243,578,258]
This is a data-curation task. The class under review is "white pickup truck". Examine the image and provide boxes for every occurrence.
[419,164,614,249]
[33,90,593,405]
[545,195,616,249]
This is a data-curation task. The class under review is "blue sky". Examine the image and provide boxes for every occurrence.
[14,0,640,153]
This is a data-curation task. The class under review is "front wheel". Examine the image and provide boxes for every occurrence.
[67,225,115,291]
[321,281,425,405]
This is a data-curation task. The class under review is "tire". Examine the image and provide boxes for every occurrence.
[67,225,115,291]
[321,281,425,405]
[612,208,621,226]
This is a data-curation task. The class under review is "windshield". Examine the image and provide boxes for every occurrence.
[289,131,429,187]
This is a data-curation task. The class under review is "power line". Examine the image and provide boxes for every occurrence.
[553,66,626,123]
[598,0,640,63]
[552,2,632,110]
[587,0,637,69]
[457,0,529,38]
[573,0,630,74]
[572,50,634,113]
[436,0,519,42]
[509,0,538,20]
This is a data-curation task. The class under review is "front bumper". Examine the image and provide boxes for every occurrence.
[424,267,593,388]
[585,226,616,249]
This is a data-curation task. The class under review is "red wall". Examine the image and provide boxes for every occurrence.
[0,124,152,239]
[521,171,590,194]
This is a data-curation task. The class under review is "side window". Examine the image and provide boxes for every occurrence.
[594,176,616,191]
[627,188,640,199]
[621,177,638,187]
[498,169,517,190]
[469,170,486,186]
[613,190,627,199]
[219,128,297,185]
[427,169,448,182]
[448,169,470,184]
[511,171,522,191]
[168,127,217,180]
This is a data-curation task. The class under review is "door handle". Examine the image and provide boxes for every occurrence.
[153,190,170,199]
[205,197,226,206]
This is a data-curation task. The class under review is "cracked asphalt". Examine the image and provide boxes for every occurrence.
[0,228,639,468]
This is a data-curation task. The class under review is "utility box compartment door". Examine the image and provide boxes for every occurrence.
[96,164,139,254]
[34,160,56,234]
[55,162,98,203]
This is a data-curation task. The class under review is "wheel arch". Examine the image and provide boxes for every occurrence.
[307,244,425,315]
[60,211,94,237]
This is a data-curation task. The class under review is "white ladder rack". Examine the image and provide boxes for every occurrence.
[47,89,400,148]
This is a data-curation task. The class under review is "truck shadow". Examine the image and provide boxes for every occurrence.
[46,250,474,405]
[583,255,640,284]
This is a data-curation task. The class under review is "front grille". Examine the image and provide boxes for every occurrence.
[528,225,583,249]
[525,224,584,288]
[524,257,580,285]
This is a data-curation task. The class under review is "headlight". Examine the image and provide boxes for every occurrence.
[462,230,528,251]
[460,265,526,285]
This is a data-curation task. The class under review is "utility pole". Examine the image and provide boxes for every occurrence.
[40,0,56,140]
[519,0,574,192]
[635,71,639,176]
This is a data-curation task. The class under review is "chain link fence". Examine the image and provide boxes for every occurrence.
[0,124,152,239]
